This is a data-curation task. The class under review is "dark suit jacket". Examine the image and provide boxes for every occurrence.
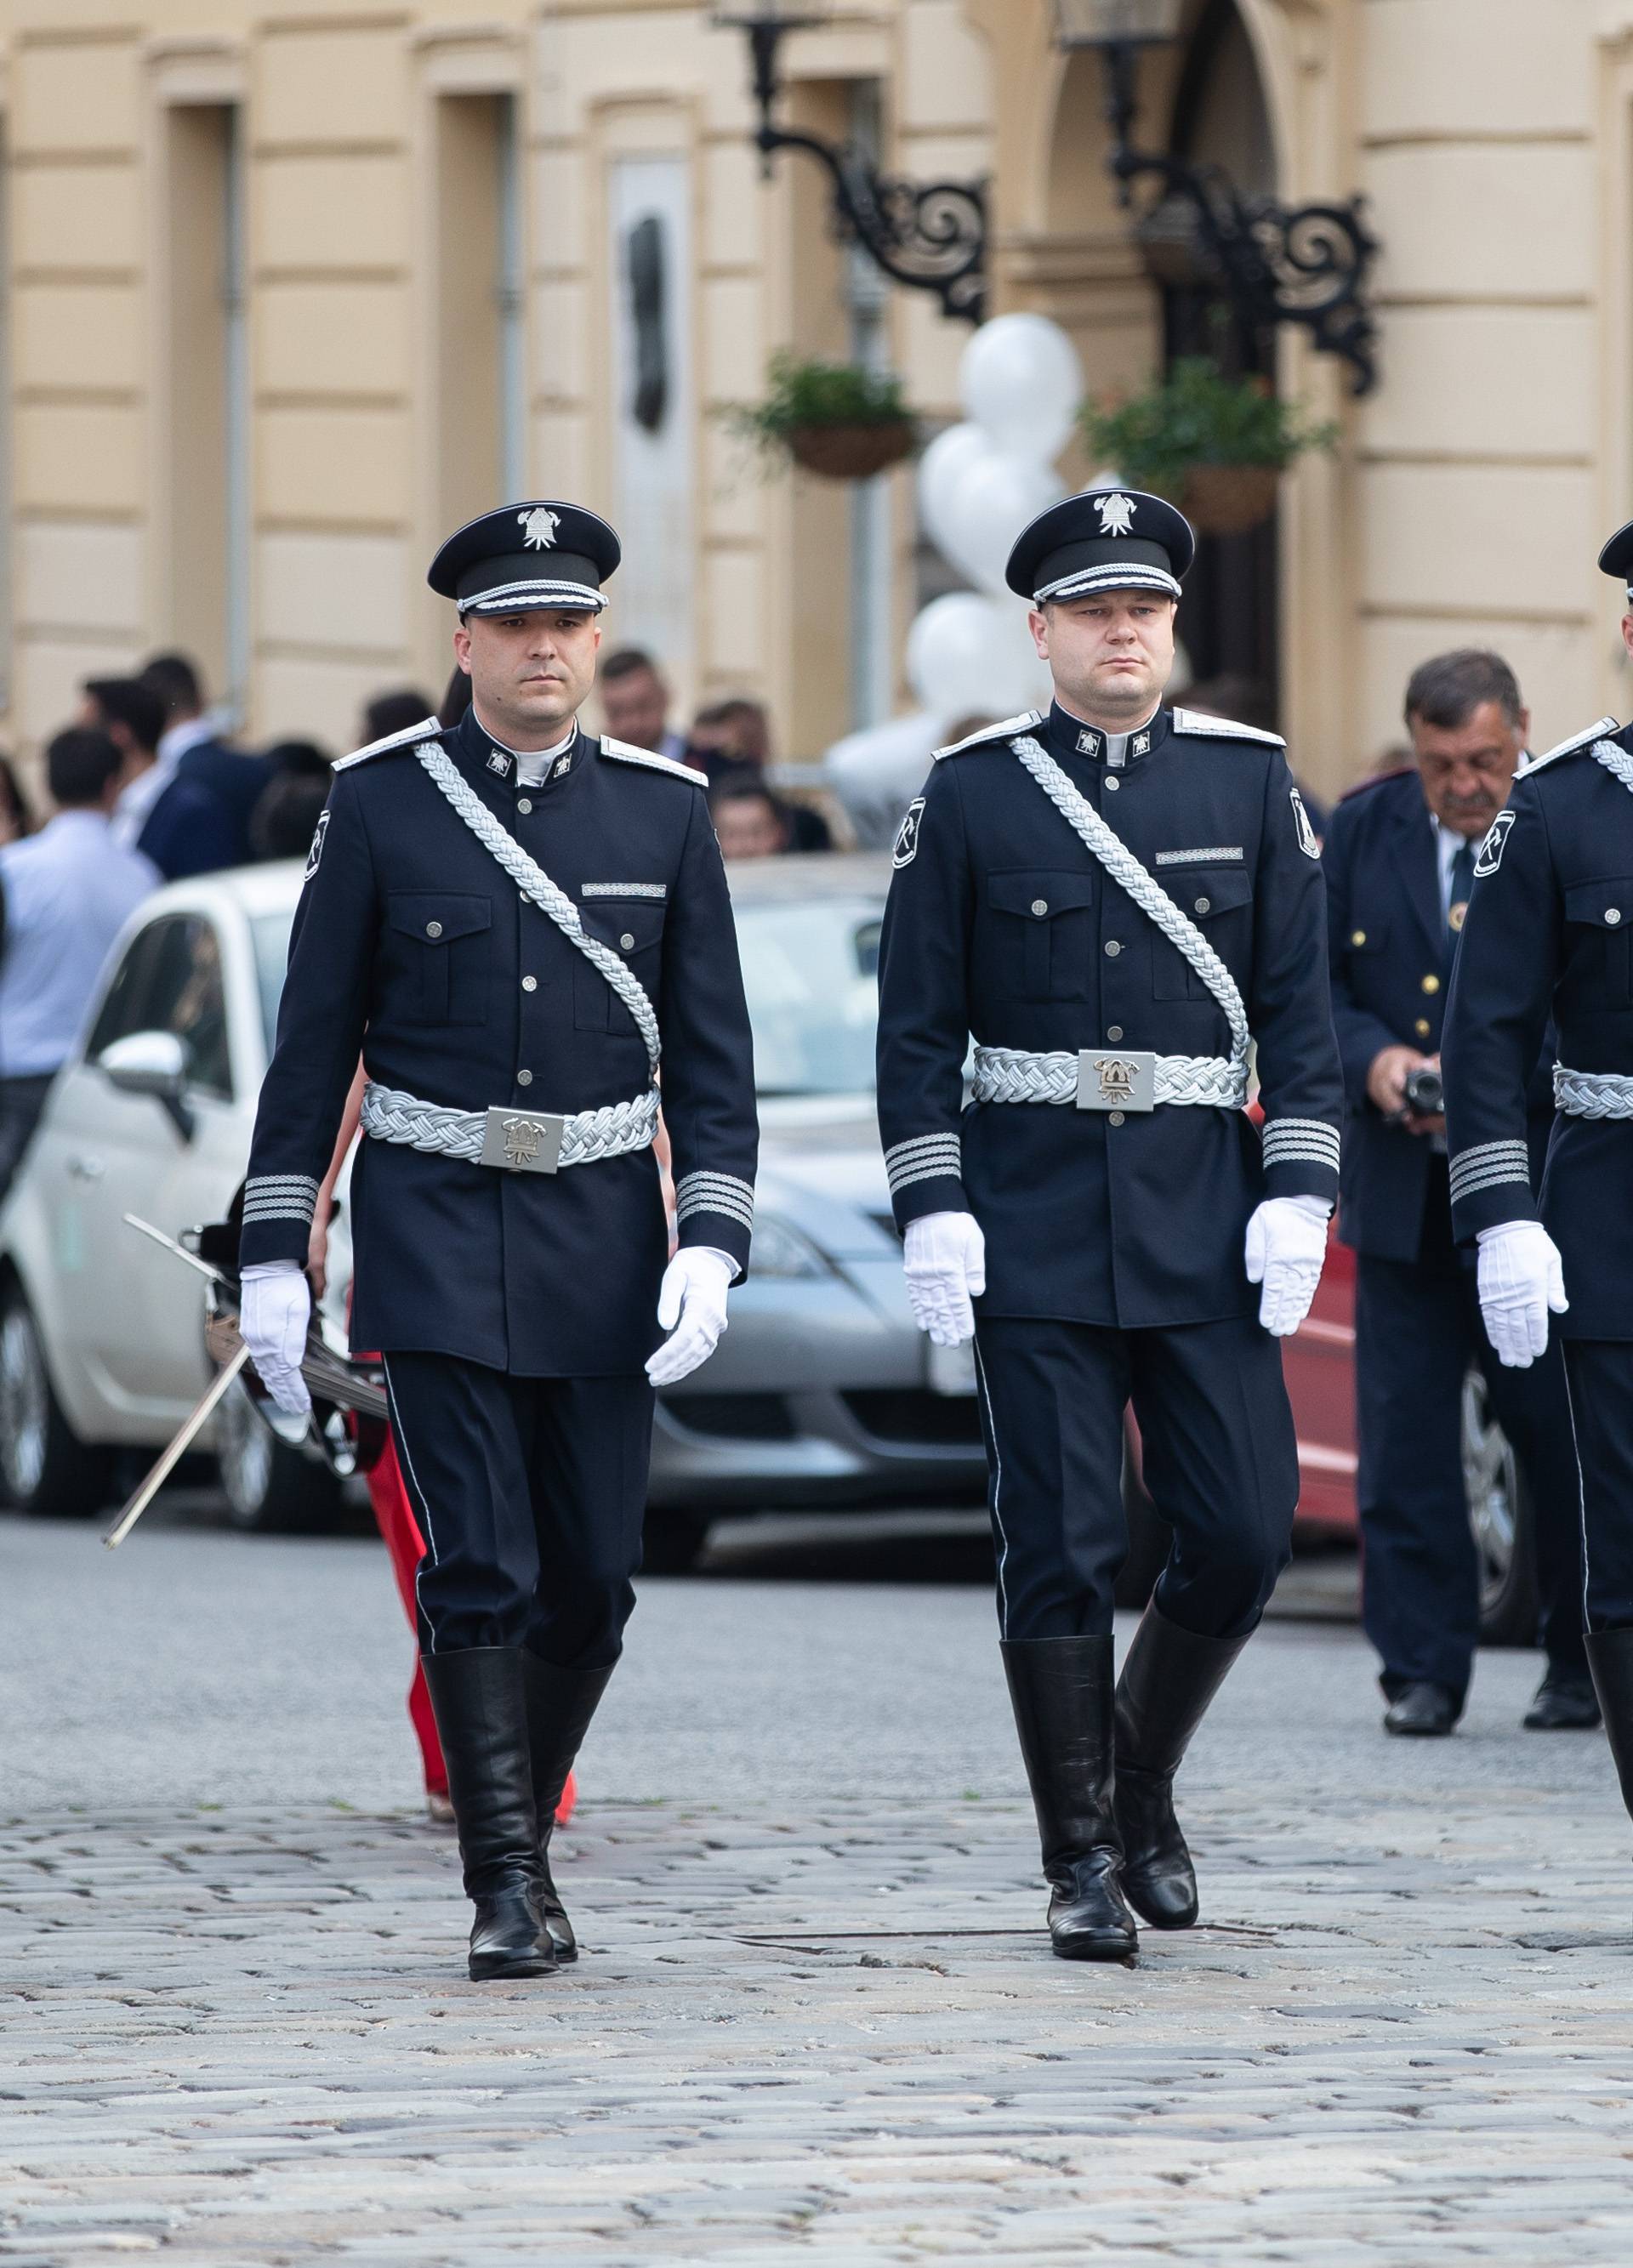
[1326,766,1551,1262]
[136,772,241,881]
[175,736,273,867]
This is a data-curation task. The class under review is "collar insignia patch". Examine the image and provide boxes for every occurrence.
[486,750,511,777]
[1132,730,1152,757]
[1076,728,1101,758]
[518,506,560,550]
[552,753,572,780]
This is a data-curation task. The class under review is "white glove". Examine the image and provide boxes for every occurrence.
[903,1211,987,1346]
[646,1248,735,1388]
[239,1260,313,1417]
[1477,1220,1568,1368]
[1244,1195,1330,1338]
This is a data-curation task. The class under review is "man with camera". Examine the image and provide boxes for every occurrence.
[1324,651,1593,1737]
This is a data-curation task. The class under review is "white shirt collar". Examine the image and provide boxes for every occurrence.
[156,714,218,767]
[482,723,577,787]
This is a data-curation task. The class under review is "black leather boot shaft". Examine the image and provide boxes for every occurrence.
[1001,1635,1137,1963]
[1113,1603,1251,1930]
[421,1648,555,1981]
[520,1653,617,1962]
[1585,1628,1633,1820]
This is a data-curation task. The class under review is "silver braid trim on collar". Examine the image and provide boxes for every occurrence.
[1010,735,1252,1076]
[970,1046,1246,1110]
[1554,1066,1633,1119]
[361,1081,660,1168]
[414,741,662,1080]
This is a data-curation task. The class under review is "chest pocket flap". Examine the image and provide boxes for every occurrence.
[385,892,492,1026]
[987,868,1097,1000]
[1174,867,1254,924]
[575,898,666,1032]
[1564,878,1633,929]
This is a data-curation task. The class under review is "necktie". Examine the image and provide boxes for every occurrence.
[1447,838,1476,965]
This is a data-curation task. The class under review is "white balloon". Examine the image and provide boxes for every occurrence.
[823,710,944,850]
[917,422,990,567]
[905,593,1051,723]
[938,449,1063,596]
[960,314,1084,464]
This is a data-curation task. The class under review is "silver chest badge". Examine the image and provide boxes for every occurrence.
[518,506,560,550]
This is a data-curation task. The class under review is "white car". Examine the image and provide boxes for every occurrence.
[0,855,988,1545]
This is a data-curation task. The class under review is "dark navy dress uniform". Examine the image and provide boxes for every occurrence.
[241,699,757,1663]
[1443,714,1633,1636]
[1325,766,1587,1705]
[876,694,1344,1643]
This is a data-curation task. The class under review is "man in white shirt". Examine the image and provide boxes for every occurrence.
[0,726,157,1195]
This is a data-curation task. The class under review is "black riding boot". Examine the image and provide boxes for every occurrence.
[421,1648,555,1981]
[1585,1628,1633,1822]
[1113,1603,1251,1929]
[521,1653,617,1962]
[1002,1635,1138,1963]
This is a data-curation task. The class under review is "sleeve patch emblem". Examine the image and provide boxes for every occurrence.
[1290,787,1321,861]
[892,797,925,870]
[304,807,330,881]
[1474,808,1515,878]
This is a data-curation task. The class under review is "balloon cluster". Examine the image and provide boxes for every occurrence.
[908,315,1085,721]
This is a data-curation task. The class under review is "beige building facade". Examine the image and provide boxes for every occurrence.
[1,0,1631,793]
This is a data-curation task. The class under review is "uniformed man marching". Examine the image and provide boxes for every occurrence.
[237,503,758,1980]
[876,490,1344,1962]
[1443,514,1633,1822]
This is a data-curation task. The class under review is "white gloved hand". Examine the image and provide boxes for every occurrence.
[646,1248,735,1388]
[1244,1195,1330,1338]
[1477,1220,1568,1368]
[903,1211,987,1346]
[238,1260,313,1416]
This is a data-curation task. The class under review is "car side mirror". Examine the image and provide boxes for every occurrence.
[97,1030,196,1143]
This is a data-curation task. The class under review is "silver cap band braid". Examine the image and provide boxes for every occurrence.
[1010,734,1252,1077]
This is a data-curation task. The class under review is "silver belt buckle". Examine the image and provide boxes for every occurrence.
[1076,1049,1157,1112]
[481,1106,566,1173]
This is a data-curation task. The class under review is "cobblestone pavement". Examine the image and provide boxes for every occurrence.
[5,1777,1633,2265]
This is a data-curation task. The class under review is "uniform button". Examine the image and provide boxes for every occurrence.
[621,931,636,950]
[1608,908,1624,926]
[1107,1026,1124,1042]
[1108,1110,1125,1127]
[1104,776,1120,792]
[521,975,537,993]
[1031,898,1048,917]
[1105,941,1122,958]
[1194,895,1210,915]
[1351,929,1367,947]
[1415,1018,1432,1038]
[1421,974,1440,995]
[425,920,442,939]
[516,1069,533,1087]
[517,797,532,815]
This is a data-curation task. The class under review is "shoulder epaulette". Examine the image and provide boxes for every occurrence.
[1521,718,1621,776]
[598,736,708,787]
[932,709,1044,760]
[1339,765,1414,802]
[1170,707,1286,748]
[332,714,446,772]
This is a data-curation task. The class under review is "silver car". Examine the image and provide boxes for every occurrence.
[0,853,985,1547]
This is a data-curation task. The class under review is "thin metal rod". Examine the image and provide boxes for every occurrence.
[103,1342,253,1550]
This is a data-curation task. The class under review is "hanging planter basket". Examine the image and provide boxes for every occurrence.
[1176,463,1283,538]
[786,420,918,480]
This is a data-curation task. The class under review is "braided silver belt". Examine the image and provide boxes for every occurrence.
[971,1044,1247,1112]
[1554,1065,1633,1120]
[361,1079,659,1174]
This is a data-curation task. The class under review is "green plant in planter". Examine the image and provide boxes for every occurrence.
[726,351,919,480]
[1080,357,1339,535]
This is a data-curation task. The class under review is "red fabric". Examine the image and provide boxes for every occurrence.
[363,1434,577,1826]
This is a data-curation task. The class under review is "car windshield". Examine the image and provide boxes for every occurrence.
[248,895,885,1097]
[251,912,294,1052]
[734,898,880,1096]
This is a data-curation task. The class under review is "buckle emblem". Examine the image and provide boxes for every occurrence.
[481,1107,566,1173]
[1076,1049,1156,1112]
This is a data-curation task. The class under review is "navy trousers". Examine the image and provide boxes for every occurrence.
[1562,1340,1633,1633]
[381,1350,654,1664]
[972,1313,1299,1643]
[1355,1191,1587,1702]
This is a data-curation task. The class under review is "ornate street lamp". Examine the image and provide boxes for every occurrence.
[1050,0,1379,395]
[710,3,988,325]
